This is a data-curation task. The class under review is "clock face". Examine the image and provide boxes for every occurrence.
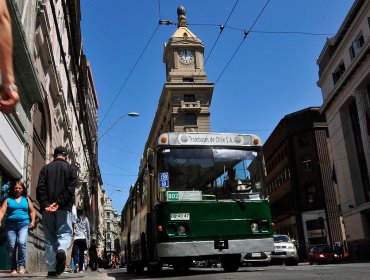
[179,50,194,63]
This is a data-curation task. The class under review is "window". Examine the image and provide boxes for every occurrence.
[350,34,364,60]
[106,211,110,218]
[301,155,313,172]
[299,135,309,147]
[107,222,111,230]
[185,113,197,126]
[306,185,317,203]
[332,61,345,85]
[107,233,111,240]
[349,101,370,201]
[183,77,194,82]
[184,94,195,102]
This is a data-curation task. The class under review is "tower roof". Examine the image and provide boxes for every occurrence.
[170,5,198,40]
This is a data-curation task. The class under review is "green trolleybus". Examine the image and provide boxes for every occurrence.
[120,132,274,273]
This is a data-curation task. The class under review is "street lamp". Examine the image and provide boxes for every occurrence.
[97,112,139,142]
[108,188,123,198]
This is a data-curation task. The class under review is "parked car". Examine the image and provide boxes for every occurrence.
[308,244,340,265]
[241,251,271,266]
[271,234,299,266]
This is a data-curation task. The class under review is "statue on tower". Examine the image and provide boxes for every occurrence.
[177,5,187,27]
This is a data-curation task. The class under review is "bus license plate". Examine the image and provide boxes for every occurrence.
[170,213,190,220]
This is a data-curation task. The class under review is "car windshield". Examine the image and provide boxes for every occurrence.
[157,147,265,201]
[273,235,290,242]
[317,246,331,253]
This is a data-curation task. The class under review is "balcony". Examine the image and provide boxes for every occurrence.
[180,100,201,112]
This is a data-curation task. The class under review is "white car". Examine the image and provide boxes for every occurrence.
[271,235,299,265]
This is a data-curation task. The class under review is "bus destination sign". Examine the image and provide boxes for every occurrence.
[177,133,253,146]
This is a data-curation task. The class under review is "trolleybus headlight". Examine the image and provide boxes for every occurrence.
[177,225,187,236]
[250,222,259,233]
[166,224,177,236]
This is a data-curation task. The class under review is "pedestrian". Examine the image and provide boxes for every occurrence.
[88,239,98,271]
[0,0,20,114]
[0,180,36,276]
[72,207,90,273]
[64,204,77,273]
[36,146,77,277]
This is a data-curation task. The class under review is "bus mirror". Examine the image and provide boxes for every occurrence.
[147,148,154,170]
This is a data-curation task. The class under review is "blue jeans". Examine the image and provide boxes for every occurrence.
[42,210,72,272]
[6,223,29,269]
[73,239,87,271]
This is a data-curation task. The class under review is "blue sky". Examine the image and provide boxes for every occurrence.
[80,0,354,213]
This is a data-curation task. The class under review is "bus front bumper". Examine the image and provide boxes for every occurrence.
[157,237,274,258]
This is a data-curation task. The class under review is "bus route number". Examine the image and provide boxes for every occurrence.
[167,191,179,201]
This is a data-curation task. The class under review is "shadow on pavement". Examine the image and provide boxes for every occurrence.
[107,267,268,279]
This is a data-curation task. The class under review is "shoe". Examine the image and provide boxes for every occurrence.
[47,271,57,277]
[56,249,66,275]
[18,266,26,275]
[79,270,84,273]
[64,267,73,273]
[73,264,79,273]
[10,270,17,276]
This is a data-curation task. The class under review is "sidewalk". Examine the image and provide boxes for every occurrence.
[0,269,117,279]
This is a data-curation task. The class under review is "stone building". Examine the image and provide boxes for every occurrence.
[317,0,370,260]
[0,0,100,271]
[263,107,344,259]
[103,195,121,258]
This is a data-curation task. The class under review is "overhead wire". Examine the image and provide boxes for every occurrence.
[189,23,334,37]
[98,24,160,128]
[190,12,333,38]
[194,0,239,82]
[215,0,271,85]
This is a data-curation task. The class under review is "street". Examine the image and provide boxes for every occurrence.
[104,263,370,280]
[1,262,368,279]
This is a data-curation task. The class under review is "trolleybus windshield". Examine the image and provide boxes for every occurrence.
[157,147,265,202]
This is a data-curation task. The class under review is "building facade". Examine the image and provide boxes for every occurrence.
[103,196,121,258]
[263,108,344,259]
[0,0,100,271]
[317,0,370,260]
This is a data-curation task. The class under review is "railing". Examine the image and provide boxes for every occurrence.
[180,100,201,111]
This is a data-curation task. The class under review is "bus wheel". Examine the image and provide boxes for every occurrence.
[222,257,240,272]
[147,263,162,276]
[173,263,190,273]
[127,263,135,274]
[135,263,144,273]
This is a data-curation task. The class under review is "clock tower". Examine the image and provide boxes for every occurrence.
[144,6,214,152]
[163,6,207,82]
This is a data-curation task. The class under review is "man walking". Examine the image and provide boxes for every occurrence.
[36,146,77,277]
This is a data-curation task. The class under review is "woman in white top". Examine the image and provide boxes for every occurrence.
[72,208,90,273]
